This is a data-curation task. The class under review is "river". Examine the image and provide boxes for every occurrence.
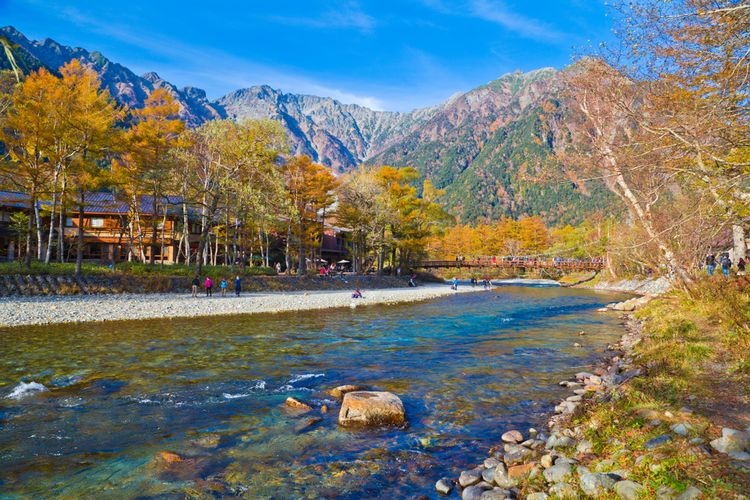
[0,286,628,498]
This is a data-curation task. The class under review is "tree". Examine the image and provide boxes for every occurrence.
[338,165,451,273]
[115,88,184,264]
[0,67,57,266]
[179,119,287,274]
[283,156,337,274]
[62,62,121,275]
[559,1,750,285]
[45,60,121,264]
[0,34,22,83]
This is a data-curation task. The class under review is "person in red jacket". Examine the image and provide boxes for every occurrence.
[205,276,213,297]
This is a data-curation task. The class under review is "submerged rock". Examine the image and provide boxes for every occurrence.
[294,417,323,433]
[285,397,313,412]
[338,391,406,427]
[155,451,183,464]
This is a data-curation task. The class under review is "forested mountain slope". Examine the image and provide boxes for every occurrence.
[1,26,613,224]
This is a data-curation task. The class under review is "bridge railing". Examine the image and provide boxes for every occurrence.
[419,258,604,271]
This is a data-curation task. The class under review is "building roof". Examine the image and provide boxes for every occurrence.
[0,190,187,216]
[0,190,32,209]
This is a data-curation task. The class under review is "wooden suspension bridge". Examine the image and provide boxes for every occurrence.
[419,258,605,272]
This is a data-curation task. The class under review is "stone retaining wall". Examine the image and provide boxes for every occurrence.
[0,274,409,297]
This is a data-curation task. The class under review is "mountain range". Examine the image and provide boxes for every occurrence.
[0,26,613,225]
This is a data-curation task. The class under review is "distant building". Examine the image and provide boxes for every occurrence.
[0,190,352,267]
[0,190,201,264]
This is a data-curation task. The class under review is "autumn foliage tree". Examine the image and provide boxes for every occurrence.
[557,1,750,286]
[114,88,183,264]
[283,155,337,274]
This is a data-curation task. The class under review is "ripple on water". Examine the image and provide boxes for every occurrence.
[0,286,630,498]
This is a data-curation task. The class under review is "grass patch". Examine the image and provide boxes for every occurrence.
[0,260,276,279]
[509,277,750,496]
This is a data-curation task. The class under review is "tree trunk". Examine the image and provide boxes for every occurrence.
[264,228,270,267]
[149,193,159,265]
[24,189,35,268]
[159,210,168,265]
[285,224,292,275]
[733,225,747,262]
[298,220,306,275]
[57,173,67,262]
[195,195,219,275]
[44,167,61,264]
[34,199,43,261]
[182,201,190,266]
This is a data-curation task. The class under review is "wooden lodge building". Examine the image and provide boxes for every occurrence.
[0,190,352,267]
[0,190,199,264]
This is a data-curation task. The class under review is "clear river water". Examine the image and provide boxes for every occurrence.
[0,286,628,498]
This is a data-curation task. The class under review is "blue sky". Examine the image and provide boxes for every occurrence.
[1,0,614,111]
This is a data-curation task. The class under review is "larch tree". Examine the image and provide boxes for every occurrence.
[282,155,337,275]
[0,67,58,266]
[115,88,184,265]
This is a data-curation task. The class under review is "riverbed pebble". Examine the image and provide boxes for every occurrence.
[459,468,483,487]
[501,430,524,443]
[0,284,478,328]
[435,478,453,495]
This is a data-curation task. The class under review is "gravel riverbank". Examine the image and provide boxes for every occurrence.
[0,284,477,328]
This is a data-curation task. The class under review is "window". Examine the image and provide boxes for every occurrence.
[65,217,74,227]
[90,218,104,228]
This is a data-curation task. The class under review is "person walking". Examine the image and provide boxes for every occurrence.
[705,253,716,276]
[275,262,282,274]
[220,277,227,297]
[191,276,200,297]
[452,276,459,290]
[720,254,732,278]
[205,276,213,297]
[234,275,241,297]
[738,258,746,276]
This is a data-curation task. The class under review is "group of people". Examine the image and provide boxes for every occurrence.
[469,277,492,288]
[191,275,242,297]
[319,264,342,277]
[452,255,605,267]
[704,253,746,277]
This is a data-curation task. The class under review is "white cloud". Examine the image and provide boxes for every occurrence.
[419,0,565,43]
[470,0,563,42]
[267,1,375,33]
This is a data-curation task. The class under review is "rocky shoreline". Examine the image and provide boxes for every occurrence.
[439,301,733,499]
[583,277,672,296]
[0,284,479,328]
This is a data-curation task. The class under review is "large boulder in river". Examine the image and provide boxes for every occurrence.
[338,391,406,428]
